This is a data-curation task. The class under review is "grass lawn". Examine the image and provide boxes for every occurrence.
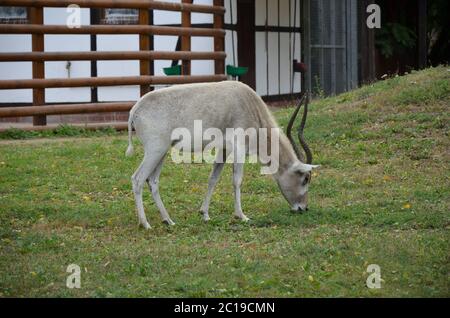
[0,66,449,297]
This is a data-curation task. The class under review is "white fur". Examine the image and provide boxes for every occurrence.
[290,162,320,173]
[126,81,318,228]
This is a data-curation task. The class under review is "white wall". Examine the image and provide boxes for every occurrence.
[0,35,32,103]
[0,0,303,104]
[224,0,238,69]
[255,0,302,96]
[153,0,181,76]
[44,8,91,103]
[0,1,220,104]
[191,0,214,75]
[96,34,140,101]
[0,8,91,104]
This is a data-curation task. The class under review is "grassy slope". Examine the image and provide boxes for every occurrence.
[0,66,449,297]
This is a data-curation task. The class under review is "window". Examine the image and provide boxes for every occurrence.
[305,0,358,96]
[101,9,139,25]
[0,6,28,24]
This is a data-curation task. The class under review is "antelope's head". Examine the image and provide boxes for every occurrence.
[276,92,319,212]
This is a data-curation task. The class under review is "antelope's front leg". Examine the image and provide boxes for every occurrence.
[232,162,250,222]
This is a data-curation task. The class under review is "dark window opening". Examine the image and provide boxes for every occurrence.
[0,7,28,24]
[101,9,139,25]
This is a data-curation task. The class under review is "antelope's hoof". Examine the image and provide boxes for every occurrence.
[141,222,151,230]
[162,219,176,226]
[234,214,250,222]
[199,209,210,222]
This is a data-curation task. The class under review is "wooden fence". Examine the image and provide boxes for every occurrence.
[0,0,226,130]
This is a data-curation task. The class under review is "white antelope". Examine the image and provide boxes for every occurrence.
[126,81,318,229]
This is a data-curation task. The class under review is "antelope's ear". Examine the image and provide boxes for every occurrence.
[290,162,320,173]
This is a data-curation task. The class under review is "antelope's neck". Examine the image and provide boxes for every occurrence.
[252,101,298,174]
[277,133,298,172]
[259,124,298,176]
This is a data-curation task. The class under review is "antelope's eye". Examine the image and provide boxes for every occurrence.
[302,175,310,186]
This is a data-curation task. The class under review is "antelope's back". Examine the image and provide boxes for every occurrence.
[132,81,266,134]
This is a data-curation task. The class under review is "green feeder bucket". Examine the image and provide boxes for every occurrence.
[163,65,182,76]
[226,65,248,77]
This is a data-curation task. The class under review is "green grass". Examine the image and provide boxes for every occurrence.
[0,124,119,140]
[0,66,449,297]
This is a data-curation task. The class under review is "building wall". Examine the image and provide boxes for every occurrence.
[0,8,92,104]
[304,0,358,96]
[0,0,302,106]
[0,0,228,104]
[255,0,302,97]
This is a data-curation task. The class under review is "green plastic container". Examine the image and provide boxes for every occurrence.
[226,65,248,77]
[163,65,182,76]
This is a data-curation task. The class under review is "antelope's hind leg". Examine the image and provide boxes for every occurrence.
[200,161,225,221]
[131,146,168,229]
[146,157,175,226]
[131,155,157,229]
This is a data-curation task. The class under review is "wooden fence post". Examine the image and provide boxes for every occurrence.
[181,0,193,75]
[149,9,154,80]
[139,8,150,96]
[213,0,225,75]
[0,0,226,130]
[30,7,46,126]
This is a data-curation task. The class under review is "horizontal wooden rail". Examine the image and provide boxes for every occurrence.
[0,51,226,62]
[0,0,225,14]
[0,122,129,132]
[0,102,134,118]
[0,75,227,89]
[0,0,226,130]
[0,24,225,37]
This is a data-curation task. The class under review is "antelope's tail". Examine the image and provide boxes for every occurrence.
[125,111,135,157]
